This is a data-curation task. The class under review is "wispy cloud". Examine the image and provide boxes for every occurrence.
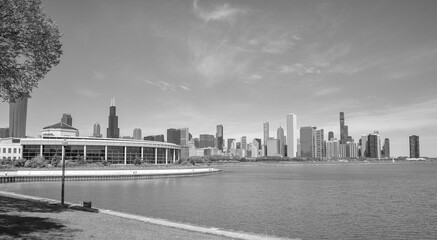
[279,63,321,75]
[313,87,341,97]
[193,0,248,23]
[189,36,254,84]
[144,79,190,91]
[76,89,100,98]
[93,71,106,81]
[349,97,437,133]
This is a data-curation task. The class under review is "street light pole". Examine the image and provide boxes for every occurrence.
[61,138,67,205]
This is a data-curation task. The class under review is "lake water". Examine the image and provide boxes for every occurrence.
[2,162,436,239]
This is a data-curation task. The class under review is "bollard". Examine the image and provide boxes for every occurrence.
[83,201,92,208]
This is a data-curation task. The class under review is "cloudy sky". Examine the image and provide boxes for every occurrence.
[1,0,436,157]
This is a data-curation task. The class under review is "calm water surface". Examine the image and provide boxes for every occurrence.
[3,162,436,239]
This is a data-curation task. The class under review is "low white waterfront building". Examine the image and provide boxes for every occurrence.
[0,136,181,164]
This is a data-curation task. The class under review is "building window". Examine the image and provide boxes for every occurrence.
[13,148,17,154]
[43,145,62,160]
[86,145,105,163]
[65,145,84,160]
[22,145,41,160]
[107,146,124,164]
[143,147,155,164]
[157,148,166,164]
[2,148,5,153]
[126,147,141,164]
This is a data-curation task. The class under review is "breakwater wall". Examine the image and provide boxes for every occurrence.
[0,168,221,183]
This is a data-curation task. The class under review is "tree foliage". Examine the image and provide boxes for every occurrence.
[0,0,62,102]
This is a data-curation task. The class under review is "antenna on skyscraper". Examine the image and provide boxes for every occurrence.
[110,98,116,106]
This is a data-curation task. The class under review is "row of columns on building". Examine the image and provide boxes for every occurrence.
[38,145,180,164]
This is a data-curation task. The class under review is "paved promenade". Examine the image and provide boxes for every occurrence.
[0,191,294,240]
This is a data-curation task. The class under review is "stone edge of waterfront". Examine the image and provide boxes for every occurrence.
[0,191,298,240]
[1,167,221,177]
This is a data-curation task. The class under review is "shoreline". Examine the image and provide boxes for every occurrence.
[0,190,295,240]
[0,167,221,183]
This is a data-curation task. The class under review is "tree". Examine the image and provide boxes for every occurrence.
[0,0,62,102]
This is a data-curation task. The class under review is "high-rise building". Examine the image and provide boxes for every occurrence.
[277,126,285,157]
[241,136,247,151]
[61,114,72,126]
[326,138,339,159]
[251,139,260,157]
[9,96,28,138]
[199,134,214,148]
[254,138,262,150]
[216,125,224,151]
[106,98,120,138]
[339,144,347,158]
[133,128,142,140]
[167,128,181,145]
[367,132,381,159]
[409,135,420,158]
[315,129,324,158]
[263,122,269,145]
[228,138,237,154]
[267,138,280,156]
[0,128,9,138]
[383,138,390,158]
[339,112,348,144]
[328,131,334,141]
[300,126,315,158]
[286,113,297,158]
[93,123,102,138]
[179,128,189,146]
[360,135,368,157]
[346,142,358,158]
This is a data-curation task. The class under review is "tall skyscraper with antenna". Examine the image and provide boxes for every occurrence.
[107,98,120,138]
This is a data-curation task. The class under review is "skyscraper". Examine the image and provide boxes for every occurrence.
[367,132,381,159]
[286,113,297,158]
[263,122,269,145]
[106,98,120,138]
[254,138,262,150]
[300,126,315,158]
[93,123,102,138]
[409,135,420,158]
[167,128,181,145]
[277,126,285,156]
[241,136,247,151]
[61,113,72,126]
[326,138,339,159]
[328,131,334,141]
[216,125,224,151]
[267,138,280,156]
[0,128,9,138]
[340,112,346,144]
[9,96,28,138]
[199,134,214,148]
[315,129,324,158]
[179,128,189,146]
[383,138,390,158]
[133,128,142,140]
[360,135,368,157]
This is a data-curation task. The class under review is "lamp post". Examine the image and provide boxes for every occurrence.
[61,138,68,205]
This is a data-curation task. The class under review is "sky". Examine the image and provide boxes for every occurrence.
[1,0,436,157]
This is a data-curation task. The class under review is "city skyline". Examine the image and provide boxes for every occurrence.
[0,0,436,157]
